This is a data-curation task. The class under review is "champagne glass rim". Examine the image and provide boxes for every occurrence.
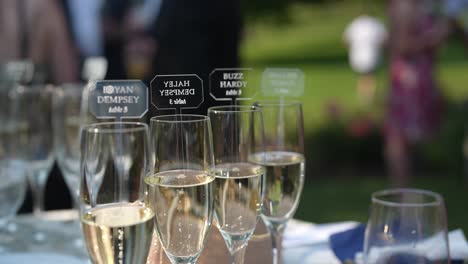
[208,105,261,113]
[59,82,87,91]
[81,122,148,133]
[254,100,302,107]
[371,188,444,207]
[54,84,84,97]
[151,114,209,123]
[11,84,54,95]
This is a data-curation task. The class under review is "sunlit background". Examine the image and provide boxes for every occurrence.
[239,0,468,231]
[1,0,467,234]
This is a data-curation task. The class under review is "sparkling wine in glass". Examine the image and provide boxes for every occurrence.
[80,122,154,264]
[251,101,305,264]
[363,188,450,264]
[146,114,214,264]
[208,105,265,264]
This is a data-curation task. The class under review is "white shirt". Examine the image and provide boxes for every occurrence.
[344,15,387,74]
[67,0,104,57]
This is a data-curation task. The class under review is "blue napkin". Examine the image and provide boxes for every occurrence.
[329,224,366,263]
[329,224,463,264]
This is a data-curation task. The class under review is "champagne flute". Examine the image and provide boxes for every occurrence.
[11,85,54,219]
[0,87,27,238]
[53,84,86,206]
[251,101,305,264]
[80,122,154,264]
[208,105,265,264]
[363,188,450,264]
[146,115,214,264]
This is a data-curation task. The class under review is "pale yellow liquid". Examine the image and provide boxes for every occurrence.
[81,202,154,264]
[212,162,264,248]
[145,170,214,262]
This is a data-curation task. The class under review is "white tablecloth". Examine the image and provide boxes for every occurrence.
[5,211,465,264]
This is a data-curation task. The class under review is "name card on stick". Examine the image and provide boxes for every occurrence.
[151,74,204,113]
[209,68,254,102]
[88,80,148,120]
[262,68,304,97]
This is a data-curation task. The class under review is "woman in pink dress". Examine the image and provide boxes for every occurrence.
[386,0,448,187]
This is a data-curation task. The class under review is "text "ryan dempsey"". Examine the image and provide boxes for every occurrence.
[97,96,140,104]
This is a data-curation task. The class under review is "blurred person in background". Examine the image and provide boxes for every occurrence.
[100,0,242,116]
[150,0,242,116]
[122,0,161,81]
[386,0,448,187]
[0,0,79,84]
[344,13,387,107]
[101,0,160,81]
[60,0,105,69]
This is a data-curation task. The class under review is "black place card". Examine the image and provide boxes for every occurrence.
[151,74,204,111]
[209,68,254,101]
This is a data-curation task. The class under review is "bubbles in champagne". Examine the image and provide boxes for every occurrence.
[212,162,264,252]
[81,202,154,264]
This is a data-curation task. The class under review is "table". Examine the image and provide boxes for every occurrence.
[0,210,88,263]
[0,210,353,264]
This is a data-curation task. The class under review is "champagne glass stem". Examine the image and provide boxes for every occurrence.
[69,186,80,210]
[28,168,49,217]
[268,223,285,264]
[231,245,247,264]
[27,168,51,243]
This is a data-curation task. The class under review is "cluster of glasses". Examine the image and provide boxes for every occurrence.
[79,102,305,264]
[0,83,451,263]
[0,83,93,245]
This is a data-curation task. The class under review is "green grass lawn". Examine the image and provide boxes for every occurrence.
[241,2,468,232]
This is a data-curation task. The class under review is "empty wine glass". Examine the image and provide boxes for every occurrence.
[363,188,450,264]
[0,87,27,238]
[53,84,86,205]
[251,100,305,264]
[80,122,154,264]
[11,85,54,219]
[146,115,215,264]
[208,105,265,264]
